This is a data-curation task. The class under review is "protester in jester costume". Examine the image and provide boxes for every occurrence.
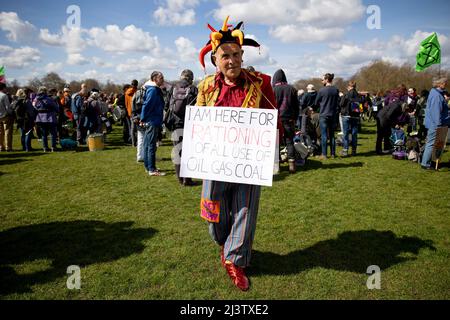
[196,16,278,291]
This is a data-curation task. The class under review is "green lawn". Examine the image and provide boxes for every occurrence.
[1,122,449,300]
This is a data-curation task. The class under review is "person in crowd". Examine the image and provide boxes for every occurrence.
[117,84,131,144]
[421,77,449,170]
[33,86,59,152]
[297,89,305,129]
[302,84,318,113]
[15,88,35,151]
[384,84,407,106]
[370,91,384,121]
[315,73,340,160]
[406,87,418,135]
[86,90,103,134]
[376,99,410,155]
[0,82,13,152]
[416,89,429,140]
[339,81,363,157]
[197,16,277,291]
[167,69,198,185]
[273,69,299,173]
[126,80,138,146]
[132,83,146,162]
[71,86,90,145]
[300,106,320,154]
[140,71,166,176]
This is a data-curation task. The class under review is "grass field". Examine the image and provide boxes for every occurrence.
[1,121,449,300]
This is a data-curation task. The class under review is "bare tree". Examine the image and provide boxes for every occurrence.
[41,72,66,91]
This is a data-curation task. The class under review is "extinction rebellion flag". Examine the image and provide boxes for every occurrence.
[416,32,441,72]
[0,66,5,83]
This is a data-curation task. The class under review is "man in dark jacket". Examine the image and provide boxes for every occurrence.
[302,84,318,113]
[166,69,198,185]
[315,73,340,159]
[272,69,299,173]
[376,101,410,154]
[339,81,363,156]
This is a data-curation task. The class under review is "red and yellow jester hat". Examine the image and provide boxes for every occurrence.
[199,16,260,70]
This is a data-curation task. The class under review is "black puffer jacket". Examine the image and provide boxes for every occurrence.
[272,69,299,121]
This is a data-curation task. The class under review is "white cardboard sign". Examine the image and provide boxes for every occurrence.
[180,106,278,187]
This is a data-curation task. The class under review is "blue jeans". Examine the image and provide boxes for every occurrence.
[143,125,160,172]
[39,123,57,150]
[20,127,32,151]
[421,127,436,168]
[319,115,336,156]
[342,116,359,151]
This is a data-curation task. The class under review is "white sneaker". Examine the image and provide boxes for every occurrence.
[148,170,166,176]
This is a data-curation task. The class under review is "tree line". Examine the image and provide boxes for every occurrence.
[5,60,449,96]
[293,60,449,94]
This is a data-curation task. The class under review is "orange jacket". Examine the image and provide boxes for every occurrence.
[125,87,137,117]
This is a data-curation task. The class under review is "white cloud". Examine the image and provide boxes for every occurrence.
[213,0,365,43]
[0,45,40,69]
[280,30,450,81]
[87,25,160,53]
[242,34,276,67]
[153,0,199,26]
[116,55,177,74]
[269,25,345,43]
[0,11,36,42]
[39,26,87,65]
[67,53,89,65]
[92,57,113,68]
[175,37,197,62]
[39,28,64,46]
[44,62,63,73]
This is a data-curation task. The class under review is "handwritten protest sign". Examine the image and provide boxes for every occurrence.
[180,106,278,187]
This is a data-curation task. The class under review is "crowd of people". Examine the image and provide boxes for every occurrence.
[0,71,448,171]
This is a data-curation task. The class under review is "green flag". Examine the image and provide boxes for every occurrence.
[416,32,441,72]
[0,66,4,83]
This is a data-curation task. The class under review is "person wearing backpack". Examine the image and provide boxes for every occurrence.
[33,87,59,152]
[15,89,36,152]
[71,87,90,145]
[167,69,198,186]
[0,82,13,151]
[339,81,363,157]
[132,83,147,162]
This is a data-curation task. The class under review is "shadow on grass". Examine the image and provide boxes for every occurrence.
[0,159,31,166]
[0,220,157,296]
[0,152,47,159]
[302,160,364,171]
[248,230,436,276]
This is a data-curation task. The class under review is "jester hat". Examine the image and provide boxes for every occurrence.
[199,16,260,69]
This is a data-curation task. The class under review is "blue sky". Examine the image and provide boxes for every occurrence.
[1,0,449,85]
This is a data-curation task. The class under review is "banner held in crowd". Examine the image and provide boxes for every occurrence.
[416,32,441,72]
[180,106,278,187]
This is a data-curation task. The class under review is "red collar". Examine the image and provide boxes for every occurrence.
[215,70,247,88]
